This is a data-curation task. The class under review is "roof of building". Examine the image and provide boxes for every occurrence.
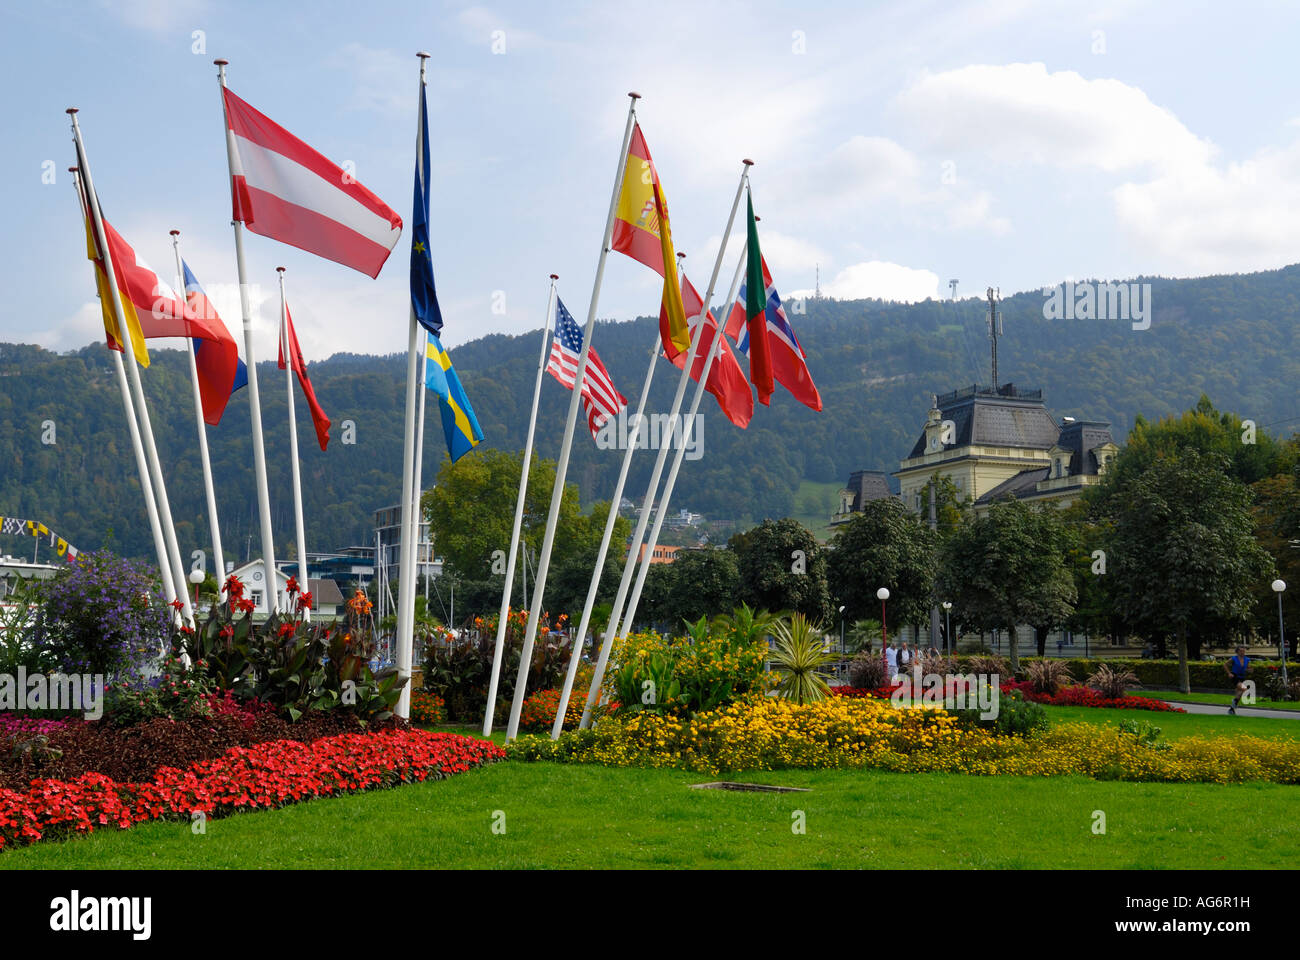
[843,470,894,509]
[906,383,1061,458]
[308,578,345,606]
[974,467,1051,505]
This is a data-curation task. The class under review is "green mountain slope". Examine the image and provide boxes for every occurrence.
[2,265,1298,562]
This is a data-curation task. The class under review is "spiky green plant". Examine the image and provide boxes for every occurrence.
[769,613,836,705]
[711,603,777,648]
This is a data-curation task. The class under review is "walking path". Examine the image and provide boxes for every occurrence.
[1156,698,1300,720]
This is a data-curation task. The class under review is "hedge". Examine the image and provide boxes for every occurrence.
[951,655,1297,691]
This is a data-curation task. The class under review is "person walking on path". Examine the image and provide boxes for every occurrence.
[1226,646,1252,714]
[885,641,899,681]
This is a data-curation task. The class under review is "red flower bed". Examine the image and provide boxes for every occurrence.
[0,729,504,850]
[519,688,594,733]
[1000,679,1184,712]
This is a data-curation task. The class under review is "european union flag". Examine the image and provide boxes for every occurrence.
[425,333,483,461]
[410,79,443,337]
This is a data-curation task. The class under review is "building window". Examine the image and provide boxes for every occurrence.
[251,590,263,608]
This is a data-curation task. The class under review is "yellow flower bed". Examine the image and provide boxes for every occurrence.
[507,698,1300,784]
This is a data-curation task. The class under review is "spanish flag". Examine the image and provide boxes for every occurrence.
[611,124,690,355]
[424,333,483,462]
[76,177,150,368]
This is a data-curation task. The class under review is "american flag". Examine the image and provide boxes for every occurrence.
[546,295,627,439]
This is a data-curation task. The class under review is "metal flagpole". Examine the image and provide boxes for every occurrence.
[69,162,177,614]
[406,327,428,661]
[277,268,311,622]
[504,93,641,742]
[170,230,227,598]
[620,228,750,634]
[214,59,279,613]
[483,275,557,734]
[68,112,193,627]
[393,52,432,720]
[550,323,661,738]
[580,159,751,729]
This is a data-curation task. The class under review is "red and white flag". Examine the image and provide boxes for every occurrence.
[661,273,754,429]
[221,87,402,278]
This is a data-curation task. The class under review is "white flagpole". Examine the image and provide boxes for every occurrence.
[214,59,279,613]
[407,328,428,650]
[578,160,751,729]
[504,93,641,742]
[69,162,177,614]
[277,268,311,622]
[483,274,557,735]
[621,236,749,634]
[394,52,432,720]
[170,230,227,599]
[68,111,194,627]
[550,322,660,738]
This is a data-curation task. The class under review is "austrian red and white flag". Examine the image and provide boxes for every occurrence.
[221,87,403,278]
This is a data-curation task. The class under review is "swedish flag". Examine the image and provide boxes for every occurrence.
[425,333,483,461]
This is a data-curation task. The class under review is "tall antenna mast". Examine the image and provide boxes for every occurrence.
[949,279,959,301]
[815,263,822,300]
[986,286,1001,389]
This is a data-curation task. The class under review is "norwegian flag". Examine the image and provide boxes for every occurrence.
[725,257,823,412]
[546,295,626,439]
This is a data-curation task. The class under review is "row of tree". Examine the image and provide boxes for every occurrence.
[423,396,1298,694]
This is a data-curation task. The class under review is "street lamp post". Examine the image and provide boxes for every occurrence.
[1273,579,1288,687]
[942,601,953,657]
[877,587,890,656]
[839,604,846,656]
[188,568,205,609]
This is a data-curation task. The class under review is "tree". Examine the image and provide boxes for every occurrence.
[937,499,1076,673]
[424,448,624,612]
[728,518,830,621]
[825,499,937,629]
[636,548,740,633]
[1100,449,1273,692]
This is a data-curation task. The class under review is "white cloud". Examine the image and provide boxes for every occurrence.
[895,62,1215,176]
[790,261,941,302]
[98,0,208,34]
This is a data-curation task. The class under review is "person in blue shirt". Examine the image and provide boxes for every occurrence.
[1225,646,1251,715]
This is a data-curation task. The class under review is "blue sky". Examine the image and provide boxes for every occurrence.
[6,0,1300,360]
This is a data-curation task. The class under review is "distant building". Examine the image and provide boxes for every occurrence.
[830,470,897,526]
[228,559,291,615]
[373,498,441,586]
[632,543,681,564]
[305,546,375,590]
[894,384,1118,515]
[308,578,346,618]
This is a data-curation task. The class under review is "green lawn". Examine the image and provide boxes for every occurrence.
[3,760,1296,870]
[1039,704,1300,741]
[3,708,1297,870]
[788,479,842,540]
[1137,690,1300,712]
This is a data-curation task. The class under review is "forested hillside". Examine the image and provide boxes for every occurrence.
[2,264,1298,562]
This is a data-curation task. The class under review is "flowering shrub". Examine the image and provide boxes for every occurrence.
[606,626,770,716]
[1001,679,1184,713]
[830,685,899,699]
[28,550,170,681]
[409,690,445,725]
[182,577,403,723]
[508,700,1300,784]
[517,687,613,733]
[0,729,504,850]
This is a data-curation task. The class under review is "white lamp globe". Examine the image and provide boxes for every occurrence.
[876,587,890,601]
[188,569,205,586]
[1273,579,1287,593]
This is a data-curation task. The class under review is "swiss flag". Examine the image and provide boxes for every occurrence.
[660,274,753,429]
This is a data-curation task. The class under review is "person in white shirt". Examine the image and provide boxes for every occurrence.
[885,641,899,679]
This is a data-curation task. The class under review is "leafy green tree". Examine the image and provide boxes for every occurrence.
[1099,449,1274,692]
[825,499,937,629]
[637,548,740,633]
[729,518,830,621]
[936,499,1076,673]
